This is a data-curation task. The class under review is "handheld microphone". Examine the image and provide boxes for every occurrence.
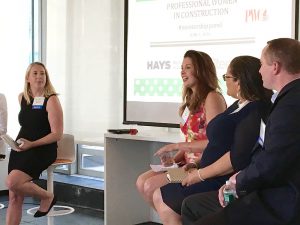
[107,129,138,135]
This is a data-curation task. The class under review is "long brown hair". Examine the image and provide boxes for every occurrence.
[179,50,220,115]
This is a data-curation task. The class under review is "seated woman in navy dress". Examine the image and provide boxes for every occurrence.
[152,56,273,225]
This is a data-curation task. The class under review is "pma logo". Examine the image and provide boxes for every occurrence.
[245,9,268,22]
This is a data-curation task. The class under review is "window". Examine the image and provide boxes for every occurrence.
[0,0,41,137]
[54,143,104,179]
[77,144,104,179]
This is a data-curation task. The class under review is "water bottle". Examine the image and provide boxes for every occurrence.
[160,151,175,167]
[223,180,236,206]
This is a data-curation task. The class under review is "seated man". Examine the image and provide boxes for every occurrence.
[181,38,300,225]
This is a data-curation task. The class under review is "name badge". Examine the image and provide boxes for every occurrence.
[32,97,45,109]
[181,106,190,125]
[258,119,266,146]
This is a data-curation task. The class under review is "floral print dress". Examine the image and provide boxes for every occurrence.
[180,104,208,164]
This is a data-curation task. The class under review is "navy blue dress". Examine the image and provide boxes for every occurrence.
[8,95,57,180]
[161,100,271,214]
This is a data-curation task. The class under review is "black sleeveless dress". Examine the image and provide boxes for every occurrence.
[8,95,57,180]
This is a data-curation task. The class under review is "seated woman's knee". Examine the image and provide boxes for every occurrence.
[6,174,22,192]
[136,174,146,193]
[144,178,158,197]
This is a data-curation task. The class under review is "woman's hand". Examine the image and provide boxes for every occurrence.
[154,143,178,157]
[16,138,34,151]
[183,162,198,171]
[181,168,199,186]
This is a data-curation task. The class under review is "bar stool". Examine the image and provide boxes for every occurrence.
[27,134,76,224]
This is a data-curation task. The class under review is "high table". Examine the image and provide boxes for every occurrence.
[104,130,183,225]
[0,156,8,191]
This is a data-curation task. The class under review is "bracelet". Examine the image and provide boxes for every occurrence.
[197,169,205,182]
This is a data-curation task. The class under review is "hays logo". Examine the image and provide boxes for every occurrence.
[245,9,268,22]
[147,61,171,70]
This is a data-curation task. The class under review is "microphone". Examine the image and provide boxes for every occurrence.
[107,129,138,135]
[0,154,5,160]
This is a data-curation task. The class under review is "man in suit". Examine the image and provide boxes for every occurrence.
[181,38,300,225]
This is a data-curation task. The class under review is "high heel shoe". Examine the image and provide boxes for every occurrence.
[34,196,57,218]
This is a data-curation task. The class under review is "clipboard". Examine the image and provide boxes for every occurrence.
[1,134,20,150]
[166,168,188,183]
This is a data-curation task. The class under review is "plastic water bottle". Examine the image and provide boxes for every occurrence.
[223,180,236,206]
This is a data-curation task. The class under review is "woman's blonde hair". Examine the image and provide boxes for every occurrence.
[23,62,57,104]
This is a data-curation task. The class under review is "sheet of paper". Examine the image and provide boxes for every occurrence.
[150,163,178,172]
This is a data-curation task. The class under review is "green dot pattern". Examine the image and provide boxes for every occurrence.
[134,78,183,97]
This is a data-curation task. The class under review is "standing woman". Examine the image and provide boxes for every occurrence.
[136,50,226,209]
[0,93,8,159]
[6,62,63,225]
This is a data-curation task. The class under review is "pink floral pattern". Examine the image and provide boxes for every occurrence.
[180,104,208,163]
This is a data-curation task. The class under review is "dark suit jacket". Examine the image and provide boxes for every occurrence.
[226,79,300,225]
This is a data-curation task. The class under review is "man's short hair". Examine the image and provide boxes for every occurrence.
[265,38,300,75]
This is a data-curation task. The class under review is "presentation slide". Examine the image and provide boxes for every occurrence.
[125,0,296,126]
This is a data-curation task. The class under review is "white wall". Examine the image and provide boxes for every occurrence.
[46,0,125,143]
